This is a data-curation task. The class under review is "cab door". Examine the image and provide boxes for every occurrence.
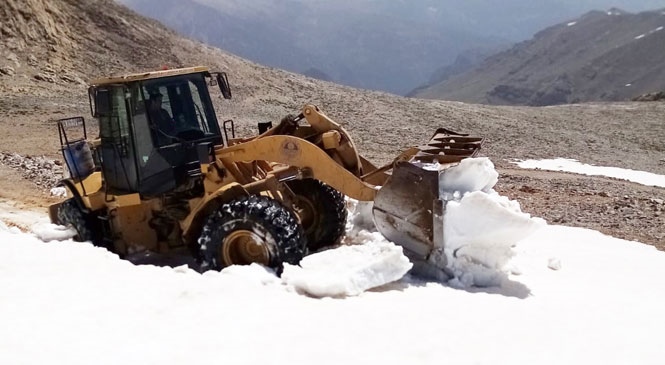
[95,85,140,193]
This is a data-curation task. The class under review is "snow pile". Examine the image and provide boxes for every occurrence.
[352,158,543,288]
[442,191,544,287]
[431,158,544,287]
[438,156,498,199]
[282,240,412,297]
[282,199,412,297]
[31,221,77,241]
[514,158,665,187]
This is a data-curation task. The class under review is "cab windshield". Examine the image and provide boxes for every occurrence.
[139,73,221,146]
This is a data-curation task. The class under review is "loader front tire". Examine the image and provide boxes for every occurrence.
[57,198,96,243]
[287,179,347,252]
[198,195,306,272]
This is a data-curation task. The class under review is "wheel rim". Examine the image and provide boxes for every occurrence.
[221,230,270,266]
[292,196,320,237]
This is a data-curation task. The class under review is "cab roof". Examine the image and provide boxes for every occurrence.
[89,66,210,86]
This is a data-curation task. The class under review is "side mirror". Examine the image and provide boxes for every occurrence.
[88,87,96,117]
[216,72,232,99]
[90,87,110,117]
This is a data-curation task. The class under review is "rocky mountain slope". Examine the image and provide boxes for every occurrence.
[412,9,665,105]
[116,0,505,95]
[0,0,663,248]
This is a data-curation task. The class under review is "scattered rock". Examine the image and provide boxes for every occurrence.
[0,152,65,190]
[42,64,56,73]
[34,73,56,83]
[1,26,13,37]
[632,91,665,102]
[6,52,20,67]
[0,65,15,76]
[60,73,85,84]
[27,54,38,66]
[519,185,539,193]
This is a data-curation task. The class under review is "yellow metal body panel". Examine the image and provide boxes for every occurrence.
[82,191,106,211]
[111,204,158,253]
[301,105,363,175]
[321,131,341,149]
[215,135,378,201]
[90,66,210,86]
[109,193,142,208]
[72,171,103,197]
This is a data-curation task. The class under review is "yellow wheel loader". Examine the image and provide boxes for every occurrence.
[49,66,483,274]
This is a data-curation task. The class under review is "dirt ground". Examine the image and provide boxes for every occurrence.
[1,88,663,251]
[1,116,663,250]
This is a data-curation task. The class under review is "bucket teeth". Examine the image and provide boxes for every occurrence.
[412,129,484,164]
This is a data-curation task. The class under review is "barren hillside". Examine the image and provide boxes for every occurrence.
[413,9,665,105]
[0,0,663,247]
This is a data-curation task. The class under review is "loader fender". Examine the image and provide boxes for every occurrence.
[181,183,248,248]
[48,202,63,225]
[49,178,89,225]
[58,179,83,205]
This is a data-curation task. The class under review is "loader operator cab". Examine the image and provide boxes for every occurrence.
[89,66,231,197]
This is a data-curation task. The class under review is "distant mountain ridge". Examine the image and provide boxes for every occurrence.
[117,0,506,95]
[118,0,664,96]
[411,8,665,105]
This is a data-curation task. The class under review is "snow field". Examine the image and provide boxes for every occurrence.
[2,157,665,363]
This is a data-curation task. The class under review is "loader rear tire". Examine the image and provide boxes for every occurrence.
[56,198,95,243]
[287,179,347,252]
[198,195,306,272]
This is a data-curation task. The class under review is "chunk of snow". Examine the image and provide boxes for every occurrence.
[655,26,663,31]
[50,187,67,197]
[281,240,412,297]
[408,157,546,287]
[625,83,632,87]
[345,199,376,234]
[219,263,282,287]
[438,157,498,200]
[635,34,645,40]
[548,257,562,270]
[442,191,545,287]
[567,21,577,26]
[32,222,77,242]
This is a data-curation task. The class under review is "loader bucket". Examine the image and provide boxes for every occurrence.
[372,129,483,264]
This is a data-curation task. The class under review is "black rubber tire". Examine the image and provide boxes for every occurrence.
[56,198,96,242]
[198,195,306,272]
[286,179,347,252]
